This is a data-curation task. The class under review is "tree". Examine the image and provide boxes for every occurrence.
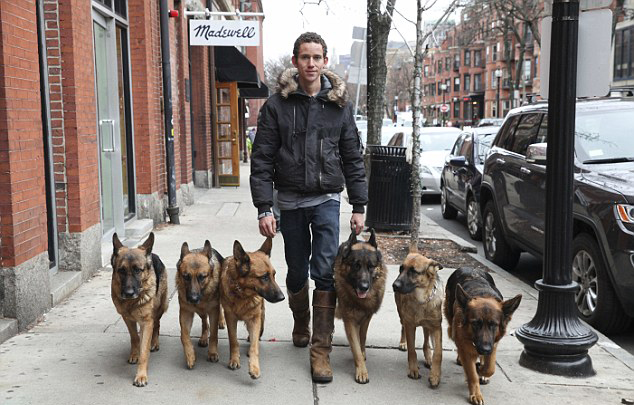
[367,0,396,146]
[385,50,414,118]
[264,54,294,88]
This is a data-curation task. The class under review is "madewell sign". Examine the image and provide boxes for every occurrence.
[190,20,259,46]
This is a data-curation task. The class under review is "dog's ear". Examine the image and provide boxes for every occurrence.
[341,231,358,259]
[427,259,443,275]
[502,294,522,321]
[112,233,123,255]
[456,283,471,309]
[202,240,213,260]
[180,242,190,261]
[258,237,272,257]
[140,232,155,256]
[367,228,377,248]
[233,240,250,276]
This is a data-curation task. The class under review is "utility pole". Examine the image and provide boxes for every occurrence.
[495,68,502,118]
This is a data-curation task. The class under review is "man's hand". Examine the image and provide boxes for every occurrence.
[259,216,277,238]
[350,213,364,235]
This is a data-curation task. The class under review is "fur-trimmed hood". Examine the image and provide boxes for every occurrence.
[276,68,349,108]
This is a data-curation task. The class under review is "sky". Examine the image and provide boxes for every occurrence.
[260,0,461,64]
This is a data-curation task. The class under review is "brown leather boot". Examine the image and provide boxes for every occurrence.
[310,289,336,383]
[288,284,310,347]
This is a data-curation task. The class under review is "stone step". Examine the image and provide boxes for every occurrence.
[0,317,18,345]
[50,271,83,307]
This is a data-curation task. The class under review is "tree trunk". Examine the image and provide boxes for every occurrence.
[367,0,395,146]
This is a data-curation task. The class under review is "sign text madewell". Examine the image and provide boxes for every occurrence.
[190,20,260,46]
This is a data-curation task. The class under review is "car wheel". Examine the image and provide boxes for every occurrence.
[441,184,457,219]
[572,233,632,334]
[482,200,519,270]
[466,196,482,241]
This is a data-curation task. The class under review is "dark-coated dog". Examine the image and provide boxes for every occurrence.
[444,267,522,405]
[111,232,168,387]
[176,240,225,369]
[393,244,444,387]
[220,238,285,379]
[334,229,387,384]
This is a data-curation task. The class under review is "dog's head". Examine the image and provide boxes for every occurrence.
[393,245,443,294]
[111,232,155,300]
[456,283,522,355]
[176,240,216,304]
[232,238,285,303]
[339,228,384,299]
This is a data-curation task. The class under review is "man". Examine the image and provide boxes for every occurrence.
[250,32,367,383]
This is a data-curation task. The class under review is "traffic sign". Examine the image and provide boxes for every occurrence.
[440,104,449,113]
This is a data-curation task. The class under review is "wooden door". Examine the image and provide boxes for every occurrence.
[215,81,240,186]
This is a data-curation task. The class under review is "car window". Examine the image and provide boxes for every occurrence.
[510,113,541,155]
[535,114,547,143]
[494,114,520,150]
[451,134,466,155]
[459,135,473,163]
[575,106,634,162]
[477,133,497,163]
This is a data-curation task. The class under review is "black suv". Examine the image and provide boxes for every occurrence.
[480,97,634,334]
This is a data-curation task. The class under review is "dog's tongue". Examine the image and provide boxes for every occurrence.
[356,290,368,299]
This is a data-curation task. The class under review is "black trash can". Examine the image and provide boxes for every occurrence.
[365,145,413,231]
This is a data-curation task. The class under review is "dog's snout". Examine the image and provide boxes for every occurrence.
[122,288,136,298]
[476,343,493,356]
[273,290,285,303]
[187,293,201,304]
[392,279,402,292]
[358,280,370,292]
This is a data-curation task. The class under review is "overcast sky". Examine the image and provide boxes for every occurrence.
[260,0,461,64]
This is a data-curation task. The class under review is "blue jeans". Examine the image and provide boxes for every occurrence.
[281,199,340,293]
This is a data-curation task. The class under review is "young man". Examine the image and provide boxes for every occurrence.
[250,32,367,383]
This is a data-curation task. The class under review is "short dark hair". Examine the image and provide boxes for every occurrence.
[293,32,328,58]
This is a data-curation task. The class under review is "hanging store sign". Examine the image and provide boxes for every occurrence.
[190,20,259,46]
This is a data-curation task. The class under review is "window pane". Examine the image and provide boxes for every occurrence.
[511,114,541,155]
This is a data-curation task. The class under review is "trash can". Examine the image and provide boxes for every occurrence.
[365,145,413,231]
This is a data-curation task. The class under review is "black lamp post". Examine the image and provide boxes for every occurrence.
[440,83,447,127]
[495,68,502,118]
[515,0,597,377]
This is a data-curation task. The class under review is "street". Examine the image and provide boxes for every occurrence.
[420,197,634,356]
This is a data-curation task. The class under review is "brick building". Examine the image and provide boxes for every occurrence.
[0,0,267,338]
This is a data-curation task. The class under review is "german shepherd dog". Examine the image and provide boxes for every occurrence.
[334,229,387,384]
[111,232,168,387]
[176,240,226,369]
[444,267,522,405]
[220,238,285,379]
[392,245,444,388]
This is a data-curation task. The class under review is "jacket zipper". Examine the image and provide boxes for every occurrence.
[319,138,323,189]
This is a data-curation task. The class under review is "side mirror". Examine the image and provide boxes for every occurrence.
[526,143,547,165]
[450,156,467,166]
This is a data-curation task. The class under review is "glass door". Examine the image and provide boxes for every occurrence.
[93,13,125,237]
[215,81,240,186]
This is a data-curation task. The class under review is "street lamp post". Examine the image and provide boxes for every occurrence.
[495,68,502,118]
[440,83,447,127]
[394,95,398,122]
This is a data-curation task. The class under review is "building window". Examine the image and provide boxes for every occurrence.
[614,26,633,80]
[424,65,429,77]
[464,50,471,66]
[454,77,460,92]
[474,49,482,67]
[445,57,451,71]
[453,101,460,119]
[474,73,483,91]
[523,60,532,81]
[534,56,539,78]
[454,54,460,70]
[464,74,471,92]
[492,44,498,61]
[491,71,497,88]
[438,60,443,73]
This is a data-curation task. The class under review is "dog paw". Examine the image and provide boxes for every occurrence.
[479,376,490,385]
[355,367,369,384]
[407,368,420,380]
[469,393,485,405]
[398,342,407,351]
[218,320,226,330]
[249,365,261,379]
[150,344,159,352]
[228,358,241,370]
[128,353,139,364]
[428,374,440,388]
[185,352,196,369]
[207,352,219,363]
[423,360,431,369]
[198,337,209,348]
[133,374,148,387]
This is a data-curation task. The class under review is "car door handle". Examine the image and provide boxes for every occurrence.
[520,167,531,175]
[496,158,505,165]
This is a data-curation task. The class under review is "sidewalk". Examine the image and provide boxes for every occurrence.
[1,162,633,405]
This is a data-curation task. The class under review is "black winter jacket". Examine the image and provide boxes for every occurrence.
[250,68,368,214]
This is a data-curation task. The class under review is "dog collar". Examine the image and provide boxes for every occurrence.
[422,285,437,304]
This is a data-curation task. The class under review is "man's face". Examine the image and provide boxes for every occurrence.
[292,42,328,85]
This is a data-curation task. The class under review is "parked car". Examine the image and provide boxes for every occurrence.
[477,117,504,127]
[440,126,501,240]
[479,97,634,334]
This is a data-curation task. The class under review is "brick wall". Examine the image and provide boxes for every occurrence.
[175,0,192,186]
[0,0,48,267]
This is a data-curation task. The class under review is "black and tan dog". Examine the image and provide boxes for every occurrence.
[111,232,168,387]
[445,267,522,405]
[334,229,387,384]
[393,245,444,388]
[220,237,285,379]
[176,240,225,369]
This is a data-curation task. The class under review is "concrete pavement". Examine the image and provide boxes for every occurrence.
[1,162,633,405]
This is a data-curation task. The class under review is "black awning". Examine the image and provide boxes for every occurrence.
[239,82,270,99]
[214,46,260,87]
